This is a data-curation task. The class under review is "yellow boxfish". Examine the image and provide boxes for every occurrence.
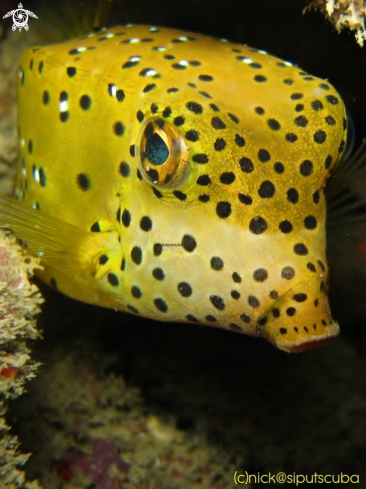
[0,25,348,352]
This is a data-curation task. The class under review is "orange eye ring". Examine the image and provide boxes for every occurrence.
[136,118,190,189]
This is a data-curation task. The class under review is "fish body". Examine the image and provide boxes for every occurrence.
[3,25,348,351]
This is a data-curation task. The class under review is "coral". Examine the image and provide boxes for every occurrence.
[0,232,43,488]
[305,0,366,46]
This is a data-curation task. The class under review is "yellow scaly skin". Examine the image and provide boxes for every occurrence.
[5,25,348,351]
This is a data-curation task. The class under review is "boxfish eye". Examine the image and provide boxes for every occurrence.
[136,118,190,189]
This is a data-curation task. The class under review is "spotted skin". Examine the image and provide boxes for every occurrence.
[2,25,348,351]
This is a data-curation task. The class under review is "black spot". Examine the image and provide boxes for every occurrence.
[282,266,295,280]
[60,111,69,123]
[253,268,268,282]
[287,188,299,204]
[307,262,316,272]
[174,190,187,201]
[272,308,280,317]
[280,328,287,335]
[239,157,254,173]
[228,113,240,124]
[300,160,313,176]
[210,295,225,310]
[210,103,220,112]
[174,116,185,126]
[304,215,317,229]
[136,110,144,122]
[140,216,152,231]
[311,100,323,111]
[283,78,294,85]
[255,107,265,115]
[279,220,293,233]
[28,139,33,154]
[234,134,245,147]
[258,180,275,198]
[314,130,327,144]
[230,323,242,332]
[293,293,307,302]
[151,103,159,113]
[198,74,213,82]
[214,138,226,151]
[178,282,192,297]
[143,83,156,93]
[42,90,50,105]
[164,54,175,60]
[39,167,47,187]
[108,273,119,286]
[131,286,142,298]
[131,246,143,264]
[197,175,211,186]
[287,307,296,316]
[192,154,208,164]
[77,173,90,191]
[270,290,278,299]
[238,194,253,205]
[294,115,308,127]
[137,170,142,180]
[119,162,130,177]
[167,87,179,93]
[249,216,267,234]
[206,315,217,322]
[121,257,126,271]
[257,149,270,162]
[254,75,267,82]
[199,91,212,99]
[114,121,125,136]
[116,89,125,102]
[285,133,298,143]
[153,243,163,256]
[130,145,135,156]
[172,63,186,70]
[211,257,224,270]
[319,83,330,90]
[122,209,131,227]
[232,272,242,283]
[123,60,139,69]
[240,313,251,323]
[152,187,162,199]
[90,222,101,232]
[182,235,197,252]
[186,101,203,114]
[216,201,231,218]
[220,172,235,184]
[325,115,336,126]
[185,129,199,141]
[127,304,139,314]
[231,290,240,299]
[313,190,320,204]
[317,259,326,271]
[211,117,226,130]
[248,295,260,308]
[99,254,109,265]
[291,93,303,100]
[295,104,304,112]
[294,243,308,255]
[80,94,92,110]
[154,298,168,312]
[152,268,165,280]
[267,119,281,131]
[67,66,77,77]
[274,162,284,173]
[182,314,199,325]
[326,95,339,105]
[38,60,44,73]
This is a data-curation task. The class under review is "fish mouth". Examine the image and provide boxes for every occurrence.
[255,284,340,353]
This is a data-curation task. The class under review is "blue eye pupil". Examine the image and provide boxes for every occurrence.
[145,133,169,165]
